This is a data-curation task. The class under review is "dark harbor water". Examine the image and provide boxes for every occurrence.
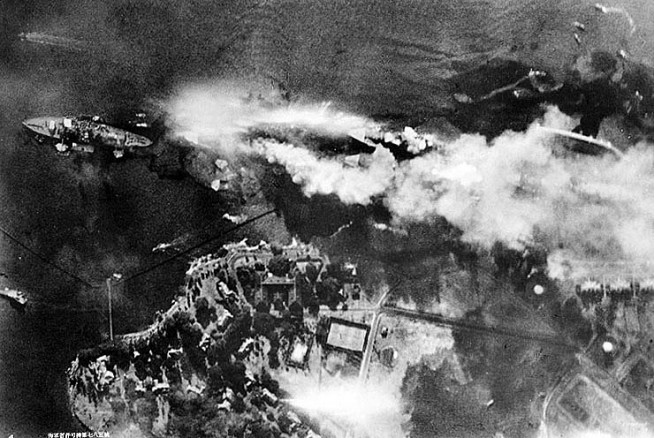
[1,0,653,436]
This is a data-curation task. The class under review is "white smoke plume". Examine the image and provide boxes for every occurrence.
[167,82,654,280]
[254,138,396,204]
[286,379,405,438]
[387,107,654,277]
[167,80,375,155]
[267,104,654,279]
[389,109,580,248]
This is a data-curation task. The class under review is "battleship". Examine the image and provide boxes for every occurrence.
[22,115,153,158]
[0,287,28,307]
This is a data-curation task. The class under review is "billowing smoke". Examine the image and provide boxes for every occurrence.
[254,138,396,204]
[167,81,375,155]
[286,379,404,438]
[388,108,654,276]
[167,83,654,279]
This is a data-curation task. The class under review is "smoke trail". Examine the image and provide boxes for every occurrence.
[18,32,90,52]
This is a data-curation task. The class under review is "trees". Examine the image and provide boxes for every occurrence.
[169,397,248,438]
[224,309,253,352]
[253,312,276,338]
[173,310,195,333]
[195,297,217,328]
[305,263,320,284]
[279,319,297,341]
[237,266,259,289]
[268,332,281,369]
[178,320,206,372]
[105,341,131,371]
[231,394,246,414]
[271,243,283,256]
[255,301,271,313]
[316,316,330,345]
[207,364,224,395]
[318,276,343,310]
[322,277,341,296]
[295,273,314,305]
[307,299,320,316]
[260,369,280,394]
[289,301,304,321]
[268,255,293,277]
[248,420,277,438]
[237,266,260,302]
[207,339,229,366]
[195,297,209,311]
[77,346,102,366]
[325,263,344,282]
[223,360,247,394]
[162,314,177,338]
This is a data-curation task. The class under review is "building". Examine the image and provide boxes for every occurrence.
[215,306,233,329]
[257,275,299,309]
[295,257,325,277]
[237,338,255,358]
[261,388,279,406]
[287,336,312,369]
[543,355,654,437]
[153,379,171,395]
[342,283,361,301]
[325,318,370,354]
[576,279,604,306]
[619,356,654,412]
[224,239,329,310]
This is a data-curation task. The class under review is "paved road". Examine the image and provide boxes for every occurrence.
[358,288,392,381]
[383,306,578,349]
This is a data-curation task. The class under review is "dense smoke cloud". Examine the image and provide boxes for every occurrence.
[287,378,404,438]
[167,82,374,154]
[255,139,396,204]
[6,0,654,436]
[396,117,654,278]
[168,83,654,279]
[387,111,654,276]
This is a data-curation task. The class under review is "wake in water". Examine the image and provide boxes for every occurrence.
[17,32,90,52]
[594,3,637,35]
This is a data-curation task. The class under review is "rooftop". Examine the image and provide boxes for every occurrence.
[326,318,370,353]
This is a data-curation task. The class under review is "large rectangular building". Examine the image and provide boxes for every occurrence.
[256,275,299,309]
[544,356,654,437]
[326,318,370,353]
